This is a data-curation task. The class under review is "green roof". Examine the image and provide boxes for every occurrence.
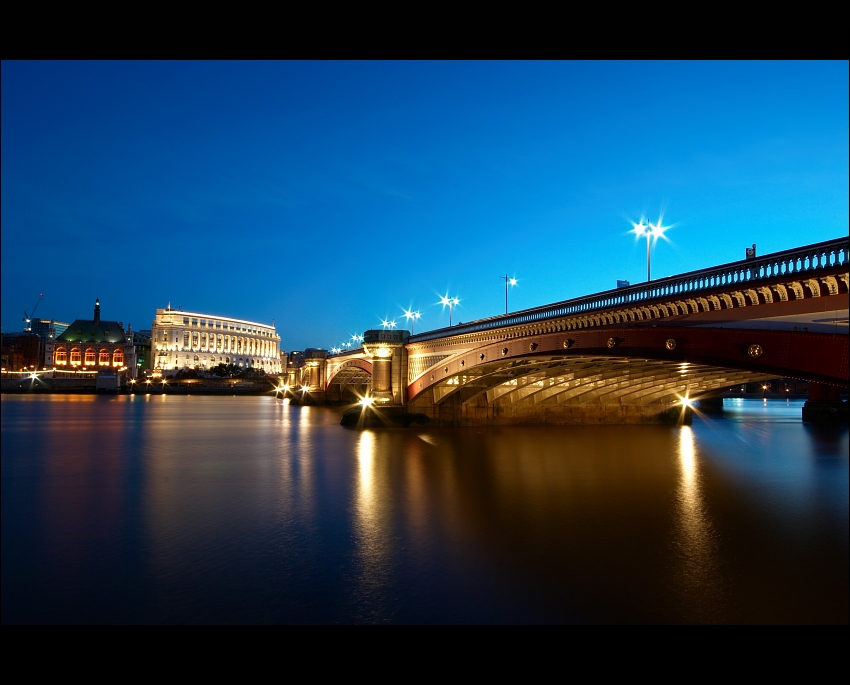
[56,319,126,344]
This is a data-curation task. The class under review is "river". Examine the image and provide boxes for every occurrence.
[1,394,847,624]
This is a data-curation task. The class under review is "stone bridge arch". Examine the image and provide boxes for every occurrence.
[325,357,372,402]
[405,326,847,425]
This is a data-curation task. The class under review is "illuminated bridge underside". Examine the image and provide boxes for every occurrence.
[326,358,372,401]
[431,358,763,406]
[406,326,847,425]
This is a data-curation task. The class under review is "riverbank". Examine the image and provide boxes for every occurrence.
[1,377,276,395]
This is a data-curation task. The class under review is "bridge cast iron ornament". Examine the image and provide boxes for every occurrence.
[747,343,764,358]
[665,339,677,351]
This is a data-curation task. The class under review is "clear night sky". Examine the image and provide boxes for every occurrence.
[2,61,847,352]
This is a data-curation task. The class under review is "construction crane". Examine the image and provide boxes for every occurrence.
[23,293,43,332]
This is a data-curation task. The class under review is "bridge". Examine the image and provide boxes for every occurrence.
[288,237,848,425]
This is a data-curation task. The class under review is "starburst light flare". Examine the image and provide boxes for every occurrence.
[402,308,422,333]
[630,213,673,282]
[438,294,460,326]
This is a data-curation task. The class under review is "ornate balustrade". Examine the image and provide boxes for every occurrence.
[410,237,849,343]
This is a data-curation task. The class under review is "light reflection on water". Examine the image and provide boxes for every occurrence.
[673,426,724,622]
[1,394,847,624]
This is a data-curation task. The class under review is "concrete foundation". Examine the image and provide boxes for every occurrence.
[802,400,849,423]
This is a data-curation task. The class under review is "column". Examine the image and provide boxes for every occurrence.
[362,329,409,405]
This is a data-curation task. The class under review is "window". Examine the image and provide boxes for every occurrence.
[71,348,81,365]
[99,349,110,365]
[85,349,96,365]
[113,350,123,366]
[55,348,67,365]
[183,332,190,348]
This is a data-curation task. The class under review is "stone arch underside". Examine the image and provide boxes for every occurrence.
[326,358,372,390]
[405,322,847,426]
[410,356,771,410]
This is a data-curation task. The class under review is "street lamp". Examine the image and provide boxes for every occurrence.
[439,294,460,326]
[501,275,517,314]
[381,318,397,330]
[631,216,670,282]
[402,308,422,334]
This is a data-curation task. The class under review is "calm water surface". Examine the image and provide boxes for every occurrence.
[2,394,847,624]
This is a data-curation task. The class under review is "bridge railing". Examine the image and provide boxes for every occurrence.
[409,237,849,343]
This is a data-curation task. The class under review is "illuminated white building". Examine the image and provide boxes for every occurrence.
[151,307,281,375]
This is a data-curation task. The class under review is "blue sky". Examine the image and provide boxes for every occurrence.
[2,61,847,352]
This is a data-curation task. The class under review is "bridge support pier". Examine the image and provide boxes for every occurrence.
[293,348,328,405]
[362,329,408,406]
[802,382,848,422]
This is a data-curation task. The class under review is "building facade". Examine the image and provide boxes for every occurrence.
[150,307,281,375]
[132,330,152,376]
[1,333,42,371]
[47,299,138,377]
[30,318,70,342]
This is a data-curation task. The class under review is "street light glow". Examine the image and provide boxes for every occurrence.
[630,213,672,281]
[381,318,397,329]
[438,294,460,326]
[402,308,422,333]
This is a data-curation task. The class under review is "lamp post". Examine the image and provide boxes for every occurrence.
[631,217,669,282]
[439,295,459,327]
[402,308,421,334]
[501,275,517,314]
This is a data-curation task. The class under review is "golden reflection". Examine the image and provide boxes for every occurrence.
[353,431,392,605]
[357,431,376,507]
[676,426,724,618]
[679,426,697,496]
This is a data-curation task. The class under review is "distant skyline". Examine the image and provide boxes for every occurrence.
[2,60,847,352]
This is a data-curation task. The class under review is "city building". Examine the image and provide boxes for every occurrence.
[47,299,138,377]
[132,330,153,377]
[30,318,70,342]
[150,307,281,375]
[1,332,42,371]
